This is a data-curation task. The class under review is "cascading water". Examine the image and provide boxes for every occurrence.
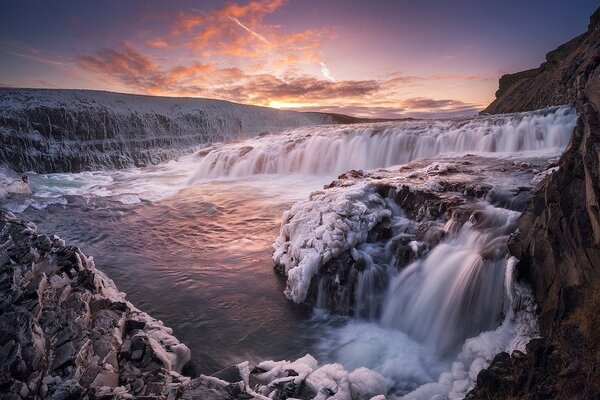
[189,105,575,181]
[308,199,540,398]
[380,205,517,356]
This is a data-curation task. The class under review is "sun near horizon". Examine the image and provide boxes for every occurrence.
[0,0,597,119]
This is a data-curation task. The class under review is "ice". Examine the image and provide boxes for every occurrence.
[532,165,559,184]
[273,184,392,303]
[89,260,192,374]
[254,354,386,399]
[0,167,31,198]
[0,88,338,173]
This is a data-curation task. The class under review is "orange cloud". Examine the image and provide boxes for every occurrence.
[75,41,488,117]
[161,0,324,65]
[145,39,169,49]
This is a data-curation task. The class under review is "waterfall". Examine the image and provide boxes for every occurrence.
[189,105,576,181]
[380,206,518,356]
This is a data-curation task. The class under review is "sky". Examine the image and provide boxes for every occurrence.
[0,0,598,118]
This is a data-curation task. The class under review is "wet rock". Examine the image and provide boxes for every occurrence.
[289,155,531,317]
[0,89,344,173]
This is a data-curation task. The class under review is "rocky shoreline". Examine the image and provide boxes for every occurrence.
[0,210,240,399]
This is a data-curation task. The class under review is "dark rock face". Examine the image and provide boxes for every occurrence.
[0,210,240,399]
[481,8,600,115]
[0,89,340,173]
[469,7,600,400]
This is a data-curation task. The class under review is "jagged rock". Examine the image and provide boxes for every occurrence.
[0,210,248,399]
[284,155,536,316]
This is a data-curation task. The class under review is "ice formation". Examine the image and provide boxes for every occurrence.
[273,185,391,303]
[253,354,387,400]
[0,88,337,173]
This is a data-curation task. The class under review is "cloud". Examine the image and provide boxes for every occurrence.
[402,97,470,110]
[157,0,324,64]
[320,62,335,82]
[68,0,495,120]
[76,44,166,92]
[75,43,378,102]
[74,41,487,118]
[9,52,65,67]
[145,39,169,48]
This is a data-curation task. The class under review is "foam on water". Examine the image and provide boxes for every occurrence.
[3,106,576,215]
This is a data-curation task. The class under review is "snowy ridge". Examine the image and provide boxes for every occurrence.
[0,88,338,173]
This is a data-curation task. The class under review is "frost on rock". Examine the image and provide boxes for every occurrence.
[0,210,237,399]
[0,88,338,173]
[273,184,392,303]
[0,167,31,198]
[252,355,387,400]
[532,166,560,185]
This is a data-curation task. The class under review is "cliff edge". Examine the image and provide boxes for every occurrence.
[469,7,600,399]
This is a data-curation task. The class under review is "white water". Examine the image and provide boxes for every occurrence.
[3,105,576,215]
[380,206,518,356]
[189,105,575,181]
[313,204,539,399]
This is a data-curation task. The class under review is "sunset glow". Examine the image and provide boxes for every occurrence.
[0,0,597,118]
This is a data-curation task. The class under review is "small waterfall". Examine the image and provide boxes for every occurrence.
[352,250,388,320]
[322,203,521,358]
[379,210,514,356]
[189,106,576,181]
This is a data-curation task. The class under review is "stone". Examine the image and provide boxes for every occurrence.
[0,210,235,399]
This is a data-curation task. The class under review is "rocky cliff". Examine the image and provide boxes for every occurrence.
[468,7,600,399]
[0,89,345,173]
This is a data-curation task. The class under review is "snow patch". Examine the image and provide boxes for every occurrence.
[273,185,391,303]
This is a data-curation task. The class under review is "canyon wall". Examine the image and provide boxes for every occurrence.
[0,89,343,173]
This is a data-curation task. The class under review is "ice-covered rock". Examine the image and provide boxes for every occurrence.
[273,184,392,303]
[273,155,541,310]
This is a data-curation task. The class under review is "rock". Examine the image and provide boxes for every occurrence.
[0,89,350,173]
[0,210,242,399]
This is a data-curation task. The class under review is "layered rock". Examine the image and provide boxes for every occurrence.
[0,210,242,399]
[0,89,347,173]
[468,7,600,399]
